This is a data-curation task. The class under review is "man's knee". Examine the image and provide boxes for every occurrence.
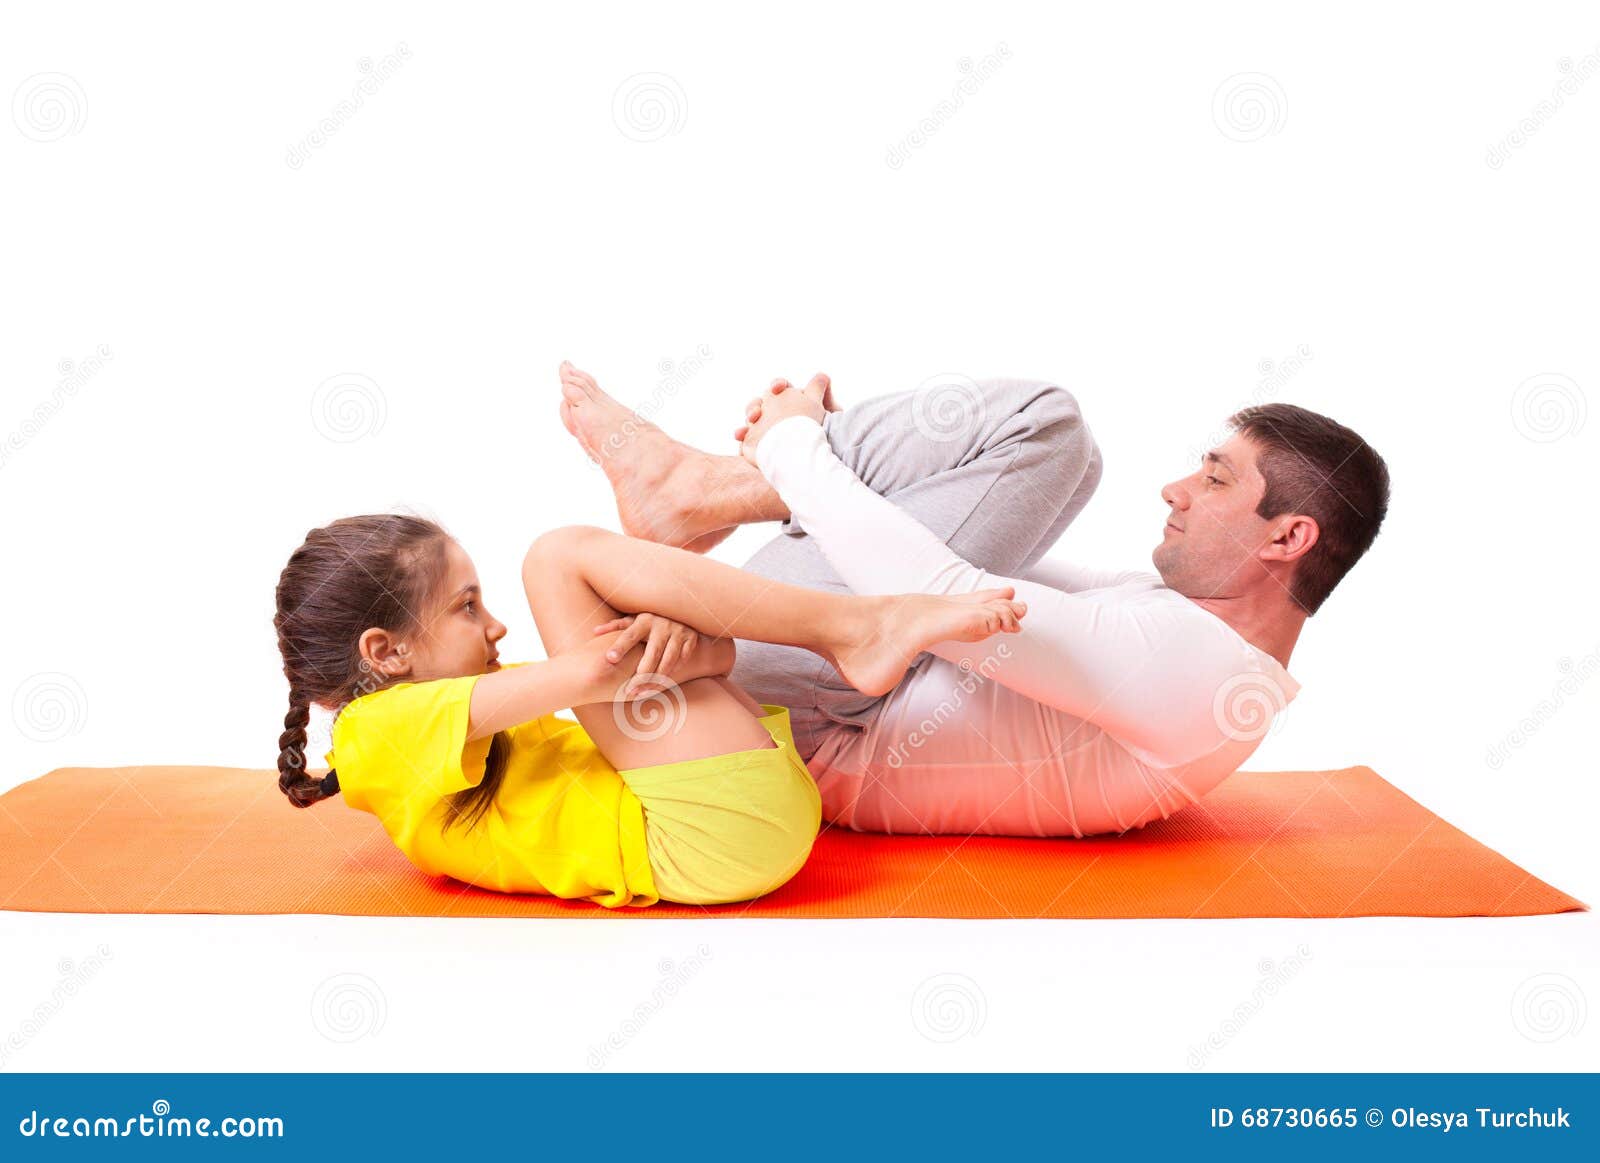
[1076,439,1104,504]
[983,379,1100,474]
[998,379,1091,439]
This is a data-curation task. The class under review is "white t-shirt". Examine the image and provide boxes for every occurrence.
[755,414,1302,837]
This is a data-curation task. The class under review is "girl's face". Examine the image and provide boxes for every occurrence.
[357,539,508,684]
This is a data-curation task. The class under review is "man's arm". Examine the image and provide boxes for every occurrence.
[1017,557,1147,595]
[749,413,1258,766]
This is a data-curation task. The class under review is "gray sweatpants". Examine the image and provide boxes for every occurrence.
[729,376,1103,759]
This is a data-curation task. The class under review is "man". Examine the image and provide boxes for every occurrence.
[558,363,1390,837]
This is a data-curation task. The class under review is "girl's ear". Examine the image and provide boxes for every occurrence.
[358,626,414,677]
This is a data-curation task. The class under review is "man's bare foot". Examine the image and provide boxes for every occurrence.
[829,589,1027,697]
[682,526,737,553]
[559,361,740,550]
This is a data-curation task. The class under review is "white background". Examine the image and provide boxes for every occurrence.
[2,2,1596,1072]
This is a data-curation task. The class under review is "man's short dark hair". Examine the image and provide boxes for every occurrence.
[1228,403,1390,615]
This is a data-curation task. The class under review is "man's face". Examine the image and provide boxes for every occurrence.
[1152,432,1281,599]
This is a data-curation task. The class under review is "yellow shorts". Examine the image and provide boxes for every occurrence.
[617,705,822,906]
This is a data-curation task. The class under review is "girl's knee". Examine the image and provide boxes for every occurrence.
[523,525,606,577]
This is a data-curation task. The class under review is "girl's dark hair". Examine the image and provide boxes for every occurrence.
[273,513,510,830]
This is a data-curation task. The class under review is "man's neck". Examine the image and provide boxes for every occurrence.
[1189,593,1306,670]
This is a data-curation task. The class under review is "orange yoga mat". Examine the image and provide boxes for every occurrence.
[0,764,1585,919]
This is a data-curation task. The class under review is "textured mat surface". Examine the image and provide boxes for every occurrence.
[0,764,1585,918]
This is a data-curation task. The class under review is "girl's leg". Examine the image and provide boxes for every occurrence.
[523,551,780,772]
[522,525,1024,700]
[710,674,766,717]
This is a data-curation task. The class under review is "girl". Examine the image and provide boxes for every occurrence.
[274,516,1025,908]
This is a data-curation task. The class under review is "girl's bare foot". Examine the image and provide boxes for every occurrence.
[830,589,1027,697]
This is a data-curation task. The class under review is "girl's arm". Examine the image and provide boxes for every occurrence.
[592,613,737,683]
[465,627,734,741]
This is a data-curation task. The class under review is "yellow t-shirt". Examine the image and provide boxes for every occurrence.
[324,664,659,909]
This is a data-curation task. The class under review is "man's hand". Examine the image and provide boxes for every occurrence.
[735,373,838,464]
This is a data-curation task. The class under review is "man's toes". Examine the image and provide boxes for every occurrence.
[560,367,601,404]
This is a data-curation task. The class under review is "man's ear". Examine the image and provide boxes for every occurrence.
[1263,514,1319,565]
[358,627,414,677]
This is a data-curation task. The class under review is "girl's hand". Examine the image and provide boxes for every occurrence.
[594,613,700,682]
